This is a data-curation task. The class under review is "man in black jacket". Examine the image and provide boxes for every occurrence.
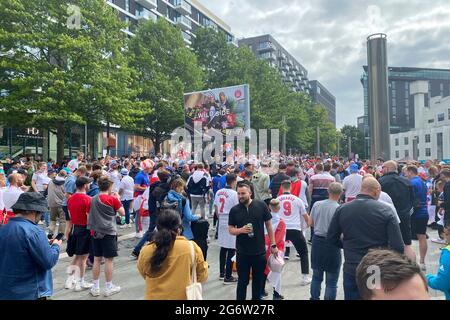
[379,160,416,261]
[131,170,171,259]
[327,177,404,300]
[269,164,290,199]
[441,169,450,224]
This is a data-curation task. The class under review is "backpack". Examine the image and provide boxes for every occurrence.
[160,195,186,218]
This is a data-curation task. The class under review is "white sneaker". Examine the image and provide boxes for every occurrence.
[420,263,427,272]
[431,238,447,245]
[300,275,312,286]
[135,231,143,239]
[127,223,132,228]
[75,281,94,292]
[65,277,75,290]
[104,284,121,297]
[90,287,101,297]
[119,224,129,229]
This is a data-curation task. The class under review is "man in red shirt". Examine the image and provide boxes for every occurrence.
[88,176,125,297]
[66,176,94,291]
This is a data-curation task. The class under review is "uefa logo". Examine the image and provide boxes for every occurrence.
[234,90,242,99]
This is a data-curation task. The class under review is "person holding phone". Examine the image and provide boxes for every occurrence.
[0,193,62,300]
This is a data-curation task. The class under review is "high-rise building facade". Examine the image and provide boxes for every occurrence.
[309,80,336,127]
[238,35,311,95]
[360,66,450,157]
[106,0,236,46]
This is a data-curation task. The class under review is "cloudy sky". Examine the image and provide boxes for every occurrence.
[202,0,450,128]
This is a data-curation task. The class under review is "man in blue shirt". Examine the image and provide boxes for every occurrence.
[0,192,62,300]
[406,165,429,272]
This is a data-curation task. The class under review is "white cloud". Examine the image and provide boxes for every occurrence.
[201,0,450,128]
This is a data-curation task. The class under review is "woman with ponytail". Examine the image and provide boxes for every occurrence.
[137,209,208,300]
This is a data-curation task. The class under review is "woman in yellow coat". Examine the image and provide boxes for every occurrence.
[137,209,208,300]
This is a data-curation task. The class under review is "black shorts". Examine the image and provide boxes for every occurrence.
[66,225,91,257]
[398,212,412,246]
[62,206,70,221]
[411,216,428,236]
[92,235,118,258]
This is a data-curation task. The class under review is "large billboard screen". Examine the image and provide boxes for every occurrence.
[184,84,250,138]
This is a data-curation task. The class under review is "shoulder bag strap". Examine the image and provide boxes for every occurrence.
[189,240,197,284]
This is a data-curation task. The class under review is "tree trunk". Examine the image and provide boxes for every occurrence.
[106,121,110,156]
[154,135,161,155]
[57,123,66,164]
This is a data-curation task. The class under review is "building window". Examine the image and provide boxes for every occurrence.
[392,99,396,107]
[404,137,409,145]
[426,148,431,157]
[395,151,399,158]
[405,108,409,115]
[429,119,434,124]
[404,150,409,157]
[392,81,396,89]
[440,83,444,96]
[416,136,419,144]
[392,90,397,98]
[438,113,445,122]
[405,98,409,106]
[425,134,431,143]
[448,108,450,120]
[395,138,399,146]
[405,115,410,124]
[392,106,397,115]
[405,82,409,90]
[125,0,130,12]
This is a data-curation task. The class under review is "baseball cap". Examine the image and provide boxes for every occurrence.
[120,168,129,175]
[75,176,93,189]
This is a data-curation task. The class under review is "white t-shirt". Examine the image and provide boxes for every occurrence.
[298,180,309,209]
[119,175,135,201]
[32,171,49,192]
[67,159,80,172]
[342,173,363,199]
[109,170,122,193]
[277,193,307,231]
[3,186,24,211]
[214,187,239,215]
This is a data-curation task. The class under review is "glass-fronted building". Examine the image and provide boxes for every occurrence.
[360,66,450,157]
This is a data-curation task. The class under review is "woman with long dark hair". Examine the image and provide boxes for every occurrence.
[137,210,208,300]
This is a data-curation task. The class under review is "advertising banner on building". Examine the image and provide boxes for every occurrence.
[184,84,250,139]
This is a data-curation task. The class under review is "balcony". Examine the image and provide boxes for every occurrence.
[174,15,192,30]
[287,59,293,66]
[136,0,157,11]
[257,42,276,52]
[172,0,191,15]
[136,9,157,22]
[181,31,191,45]
[228,37,239,47]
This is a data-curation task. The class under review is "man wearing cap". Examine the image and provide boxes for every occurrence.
[47,170,68,238]
[342,164,363,203]
[0,193,62,300]
[63,166,88,241]
[119,168,134,228]
[65,176,94,291]
[133,160,153,237]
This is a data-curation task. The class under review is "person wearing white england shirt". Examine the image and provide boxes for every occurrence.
[277,180,311,285]
[119,168,134,229]
[342,164,363,203]
[31,162,49,193]
[2,173,27,224]
[67,152,84,173]
[214,173,239,284]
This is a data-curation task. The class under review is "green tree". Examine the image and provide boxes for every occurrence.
[129,19,203,153]
[0,0,140,162]
[339,125,365,159]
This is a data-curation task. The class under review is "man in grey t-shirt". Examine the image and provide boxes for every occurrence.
[309,182,343,300]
